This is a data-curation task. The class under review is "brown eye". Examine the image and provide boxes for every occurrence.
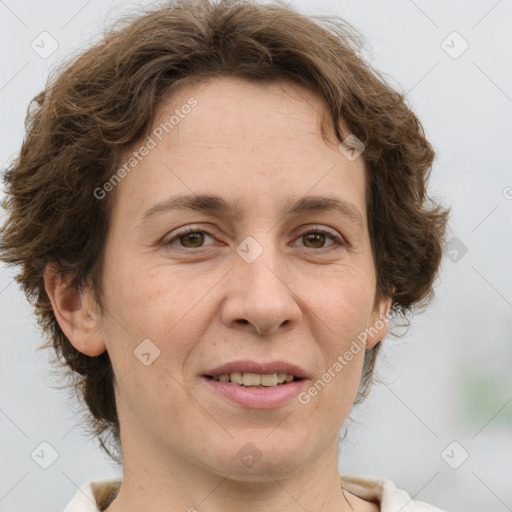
[163,227,215,249]
[162,226,344,252]
[179,231,205,248]
[302,232,327,249]
[297,229,344,250]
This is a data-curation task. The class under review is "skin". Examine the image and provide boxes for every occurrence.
[44,77,391,512]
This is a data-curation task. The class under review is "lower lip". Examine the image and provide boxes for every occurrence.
[202,377,306,409]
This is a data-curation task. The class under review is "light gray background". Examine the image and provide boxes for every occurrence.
[1,1,511,511]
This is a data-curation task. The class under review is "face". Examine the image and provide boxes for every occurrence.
[56,77,391,481]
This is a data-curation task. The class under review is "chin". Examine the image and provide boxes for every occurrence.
[202,432,313,482]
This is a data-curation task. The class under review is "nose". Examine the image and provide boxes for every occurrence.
[220,240,302,336]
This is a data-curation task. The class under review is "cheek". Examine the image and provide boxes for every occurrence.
[102,263,218,375]
[106,263,192,335]
[302,347,365,427]
[103,266,207,433]
[303,269,373,406]
[307,265,375,340]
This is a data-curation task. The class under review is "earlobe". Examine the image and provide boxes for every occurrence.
[43,263,106,357]
[365,295,393,349]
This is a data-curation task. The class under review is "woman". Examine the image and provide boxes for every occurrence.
[0,0,450,510]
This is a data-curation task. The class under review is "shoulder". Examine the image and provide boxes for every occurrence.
[62,478,122,512]
[65,475,447,511]
[340,474,448,512]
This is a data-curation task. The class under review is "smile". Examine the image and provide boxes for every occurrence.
[207,372,297,387]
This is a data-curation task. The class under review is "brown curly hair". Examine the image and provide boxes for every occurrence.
[0,0,449,464]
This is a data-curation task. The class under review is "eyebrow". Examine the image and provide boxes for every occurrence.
[139,193,364,230]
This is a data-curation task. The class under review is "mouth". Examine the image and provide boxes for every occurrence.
[200,360,308,408]
[203,359,308,386]
[203,372,303,388]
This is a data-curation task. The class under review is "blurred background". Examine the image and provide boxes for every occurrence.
[1,1,511,511]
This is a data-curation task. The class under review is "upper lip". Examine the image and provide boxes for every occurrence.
[204,360,309,379]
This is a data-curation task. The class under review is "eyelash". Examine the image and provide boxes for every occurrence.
[162,225,345,251]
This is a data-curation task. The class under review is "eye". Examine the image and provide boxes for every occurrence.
[161,226,345,251]
[162,226,216,249]
[294,228,344,250]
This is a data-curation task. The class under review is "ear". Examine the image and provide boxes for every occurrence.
[365,294,393,349]
[43,263,106,356]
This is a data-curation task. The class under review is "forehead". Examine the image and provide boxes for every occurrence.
[110,77,367,225]
[156,76,342,147]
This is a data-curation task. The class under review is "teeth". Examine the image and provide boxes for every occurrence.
[230,372,243,385]
[260,373,278,386]
[212,372,296,386]
[243,373,261,386]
